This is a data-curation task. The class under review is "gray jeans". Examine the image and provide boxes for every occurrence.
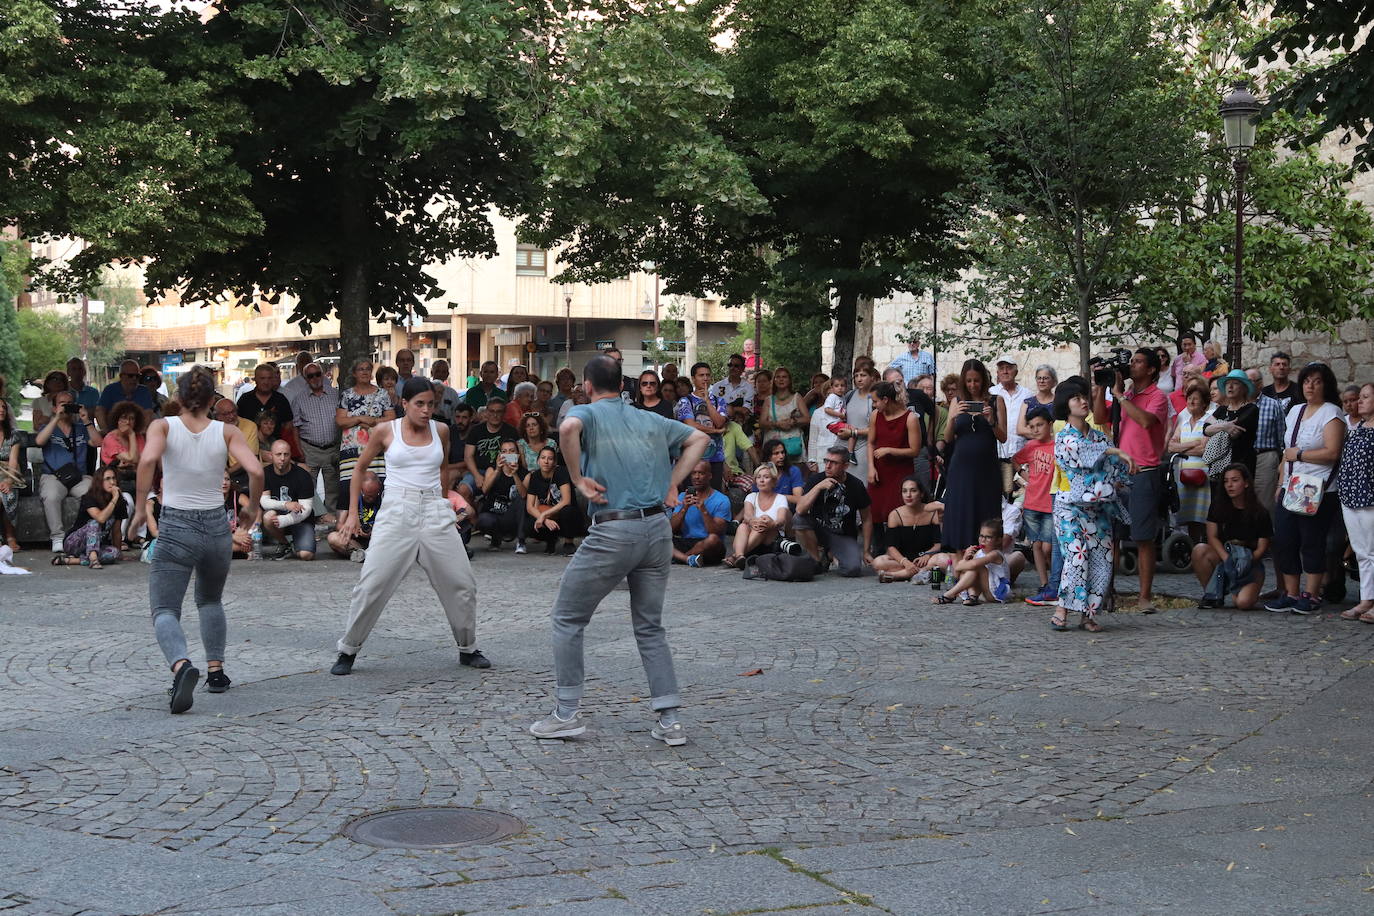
[300,439,341,511]
[39,473,93,539]
[149,507,232,667]
[550,513,680,711]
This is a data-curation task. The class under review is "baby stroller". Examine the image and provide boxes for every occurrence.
[1116,456,1195,576]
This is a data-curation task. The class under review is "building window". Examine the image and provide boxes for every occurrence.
[516,245,547,276]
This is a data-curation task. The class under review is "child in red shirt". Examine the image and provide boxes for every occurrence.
[1014,408,1057,601]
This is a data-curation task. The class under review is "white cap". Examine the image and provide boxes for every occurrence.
[993,353,1017,367]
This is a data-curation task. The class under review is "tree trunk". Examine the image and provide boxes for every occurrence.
[1077,285,1092,377]
[338,259,371,375]
[855,295,874,363]
[831,285,858,379]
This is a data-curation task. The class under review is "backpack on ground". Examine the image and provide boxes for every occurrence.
[742,552,817,582]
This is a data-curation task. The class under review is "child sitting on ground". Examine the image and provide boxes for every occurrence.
[934,517,1022,607]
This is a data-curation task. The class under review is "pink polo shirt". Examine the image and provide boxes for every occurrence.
[1119,383,1168,467]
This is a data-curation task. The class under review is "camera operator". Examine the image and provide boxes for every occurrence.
[1093,348,1169,614]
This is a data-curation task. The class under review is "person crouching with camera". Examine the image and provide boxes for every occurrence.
[1093,348,1169,615]
[35,390,103,553]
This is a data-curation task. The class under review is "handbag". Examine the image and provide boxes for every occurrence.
[1280,404,1327,516]
[1179,468,1207,487]
[1202,425,1232,480]
[771,398,805,458]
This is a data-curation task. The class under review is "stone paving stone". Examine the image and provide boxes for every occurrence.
[580,856,847,914]
[382,874,608,914]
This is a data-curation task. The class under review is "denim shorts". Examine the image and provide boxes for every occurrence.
[1022,508,1054,543]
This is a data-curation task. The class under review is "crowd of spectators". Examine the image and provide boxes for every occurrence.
[3,338,1371,630]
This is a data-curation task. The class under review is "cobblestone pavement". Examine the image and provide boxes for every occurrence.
[2,551,1373,915]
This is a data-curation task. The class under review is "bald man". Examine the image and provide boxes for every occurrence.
[97,359,155,431]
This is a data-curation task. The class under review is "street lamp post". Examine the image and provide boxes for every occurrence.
[1220,83,1260,369]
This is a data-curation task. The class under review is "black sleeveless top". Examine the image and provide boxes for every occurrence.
[884,519,940,559]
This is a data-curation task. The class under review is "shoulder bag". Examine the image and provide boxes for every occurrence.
[771,397,805,459]
[1280,405,1327,517]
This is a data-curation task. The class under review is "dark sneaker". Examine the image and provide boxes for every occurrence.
[460,650,491,669]
[1197,597,1222,609]
[562,541,576,556]
[204,670,232,693]
[1265,594,1297,613]
[169,664,200,714]
[330,653,356,676]
[1290,594,1320,616]
[544,540,557,555]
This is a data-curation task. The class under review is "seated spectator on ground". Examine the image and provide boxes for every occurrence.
[1013,407,1057,603]
[873,476,944,582]
[99,401,146,494]
[934,516,1022,606]
[670,460,729,567]
[517,412,558,470]
[222,471,253,558]
[0,398,22,551]
[723,462,790,568]
[524,445,586,555]
[328,472,383,561]
[255,409,283,465]
[260,440,317,560]
[794,446,873,577]
[1194,464,1270,610]
[446,486,475,555]
[477,440,528,551]
[54,467,125,568]
[36,389,101,553]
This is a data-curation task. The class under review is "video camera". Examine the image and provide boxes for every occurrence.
[1089,347,1132,388]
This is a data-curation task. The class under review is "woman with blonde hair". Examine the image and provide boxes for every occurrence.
[723,462,790,568]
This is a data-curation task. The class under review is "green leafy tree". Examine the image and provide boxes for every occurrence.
[16,309,68,382]
[949,0,1198,373]
[0,241,24,404]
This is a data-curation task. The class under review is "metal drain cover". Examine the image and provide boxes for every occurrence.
[342,806,524,849]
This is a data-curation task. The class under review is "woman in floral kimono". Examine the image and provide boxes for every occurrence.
[1051,382,1136,631]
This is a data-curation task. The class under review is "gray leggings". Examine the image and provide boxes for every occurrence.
[149,507,232,667]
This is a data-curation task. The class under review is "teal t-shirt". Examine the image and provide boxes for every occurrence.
[568,398,692,512]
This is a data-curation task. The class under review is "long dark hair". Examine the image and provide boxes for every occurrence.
[1213,463,1262,523]
[955,359,991,401]
[0,396,13,440]
[761,437,793,471]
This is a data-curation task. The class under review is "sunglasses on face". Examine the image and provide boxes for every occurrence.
[640,381,657,387]
[305,372,322,379]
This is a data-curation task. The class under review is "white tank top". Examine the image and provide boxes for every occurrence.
[383,419,442,491]
[162,417,228,510]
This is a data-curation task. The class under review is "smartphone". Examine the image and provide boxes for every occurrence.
[63,403,80,415]
[963,400,984,412]
[685,485,698,497]
[500,453,518,466]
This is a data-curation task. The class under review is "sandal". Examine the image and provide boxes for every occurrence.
[933,594,956,605]
[722,555,742,570]
[1339,607,1366,621]
[50,555,67,567]
[1050,613,1068,631]
[1078,617,1104,633]
[1360,610,1374,624]
[962,598,982,607]
[878,572,899,583]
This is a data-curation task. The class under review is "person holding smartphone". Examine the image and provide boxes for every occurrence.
[35,390,104,552]
[940,359,1006,552]
[477,439,529,552]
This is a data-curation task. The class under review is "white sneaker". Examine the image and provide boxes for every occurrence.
[651,720,687,747]
[349,548,366,563]
[529,710,586,739]
[51,536,63,553]
[515,541,527,555]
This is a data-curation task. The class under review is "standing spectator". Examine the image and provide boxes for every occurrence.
[100,401,147,494]
[535,379,555,417]
[394,348,421,382]
[504,381,538,428]
[1338,382,1374,621]
[661,363,681,385]
[517,413,557,470]
[97,360,154,430]
[524,445,585,555]
[0,399,20,551]
[759,366,806,462]
[1155,347,1174,393]
[873,476,943,583]
[376,365,402,411]
[548,368,577,416]
[1169,363,1207,415]
[841,366,877,482]
[1104,348,1170,615]
[477,439,528,552]
[1014,366,1058,439]
[635,370,675,419]
[336,359,395,515]
[1168,381,1215,544]
[1247,367,1287,514]
[211,398,260,492]
[1262,351,1298,414]
[236,363,294,427]
[867,381,922,529]
[65,357,100,412]
[288,361,341,522]
[887,336,935,386]
[670,460,730,566]
[428,359,463,422]
[503,362,531,392]
[1050,382,1135,631]
[31,370,69,431]
[808,375,847,471]
[36,390,102,552]
[802,372,831,414]
[742,337,759,370]
[54,466,126,568]
[139,367,167,417]
[751,369,773,421]
[1202,340,1229,377]
[991,355,1034,498]
[720,415,759,494]
[280,351,319,402]
[933,372,960,445]
[709,354,756,410]
[327,472,383,561]
[675,362,729,491]
[723,463,791,567]
[794,445,874,577]
[1265,362,1347,615]
[1203,370,1259,477]
[1341,384,1361,430]
[464,360,505,410]
[1170,333,1206,392]
[260,439,317,560]
[941,359,1005,552]
[1014,407,1057,603]
[1194,464,1271,610]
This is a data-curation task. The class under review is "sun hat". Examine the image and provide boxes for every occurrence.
[1213,368,1255,399]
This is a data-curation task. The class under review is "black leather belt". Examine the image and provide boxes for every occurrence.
[593,505,665,524]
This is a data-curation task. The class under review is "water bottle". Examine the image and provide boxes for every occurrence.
[249,523,263,560]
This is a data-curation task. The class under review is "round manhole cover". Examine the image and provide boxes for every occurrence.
[342,806,525,849]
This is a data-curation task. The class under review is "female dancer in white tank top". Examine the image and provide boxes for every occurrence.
[331,378,487,675]
[131,367,263,714]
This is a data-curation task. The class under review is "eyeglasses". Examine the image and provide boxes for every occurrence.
[640,381,657,387]
[978,533,997,540]
[120,372,137,379]
[305,372,322,379]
